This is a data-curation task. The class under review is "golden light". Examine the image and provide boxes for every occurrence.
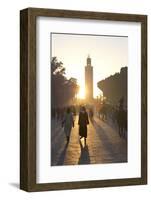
[77,84,85,99]
[77,83,102,99]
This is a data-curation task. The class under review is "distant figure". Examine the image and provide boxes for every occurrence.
[119,97,124,109]
[62,107,74,143]
[100,101,107,121]
[78,106,89,144]
[89,108,94,122]
[117,97,127,138]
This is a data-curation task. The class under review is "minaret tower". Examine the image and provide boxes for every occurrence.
[85,55,93,101]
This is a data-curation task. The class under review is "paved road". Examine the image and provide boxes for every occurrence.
[51,115,127,166]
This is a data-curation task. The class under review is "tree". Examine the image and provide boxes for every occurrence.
[51,57,79,108]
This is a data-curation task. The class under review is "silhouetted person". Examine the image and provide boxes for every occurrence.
[117,97,127,138]
[119,97,124,112]
[78,106,89,144]
[101,101,107,121]
[89,108,94,122]
[62,107,74,143]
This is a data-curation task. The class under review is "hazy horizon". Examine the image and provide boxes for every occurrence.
[51,33,128,98]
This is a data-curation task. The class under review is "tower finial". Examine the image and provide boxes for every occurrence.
[87,54,91,65]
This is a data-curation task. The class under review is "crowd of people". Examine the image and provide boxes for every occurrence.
[52,105,90,144]
[52,97,127,144]
[98,98,127,138]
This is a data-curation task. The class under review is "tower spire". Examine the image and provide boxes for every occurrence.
[87,54,91,65]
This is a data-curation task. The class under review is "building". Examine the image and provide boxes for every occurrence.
[97,66,127,107]
[85,55,93,102]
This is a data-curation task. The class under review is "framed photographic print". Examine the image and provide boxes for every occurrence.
[20,8,147,191]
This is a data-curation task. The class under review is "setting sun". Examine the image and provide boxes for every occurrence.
[77,84,85,99]
[77,83,102,99]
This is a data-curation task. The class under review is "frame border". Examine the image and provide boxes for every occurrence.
[20,8,147,192]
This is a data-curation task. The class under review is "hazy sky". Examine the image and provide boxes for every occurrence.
[51,33,128,98]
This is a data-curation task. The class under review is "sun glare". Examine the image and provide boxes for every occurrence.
[77,85,85,99]
[77,83,102,99]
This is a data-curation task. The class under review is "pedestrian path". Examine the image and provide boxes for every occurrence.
[51,115,127,166]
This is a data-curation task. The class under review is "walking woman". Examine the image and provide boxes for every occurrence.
[78,106,89,144]
[62,107,74,143]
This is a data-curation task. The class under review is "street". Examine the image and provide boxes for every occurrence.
[51,115,127,166]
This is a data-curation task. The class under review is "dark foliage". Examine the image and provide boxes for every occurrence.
[51,57,79,108]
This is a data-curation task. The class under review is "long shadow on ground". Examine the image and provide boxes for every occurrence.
[92,119,127,163]
[78,141,90,165]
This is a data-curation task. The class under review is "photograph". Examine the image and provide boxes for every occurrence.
[20,7,147,191]
[51,33,128,166]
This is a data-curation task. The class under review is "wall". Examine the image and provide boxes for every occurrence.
[0,0,150,199]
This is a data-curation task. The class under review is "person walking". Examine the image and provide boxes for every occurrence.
[78,106,89,144]
[62,107,74,143]
[89,107,94,122]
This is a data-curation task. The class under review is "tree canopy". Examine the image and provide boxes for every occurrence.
[51,57,79,108]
